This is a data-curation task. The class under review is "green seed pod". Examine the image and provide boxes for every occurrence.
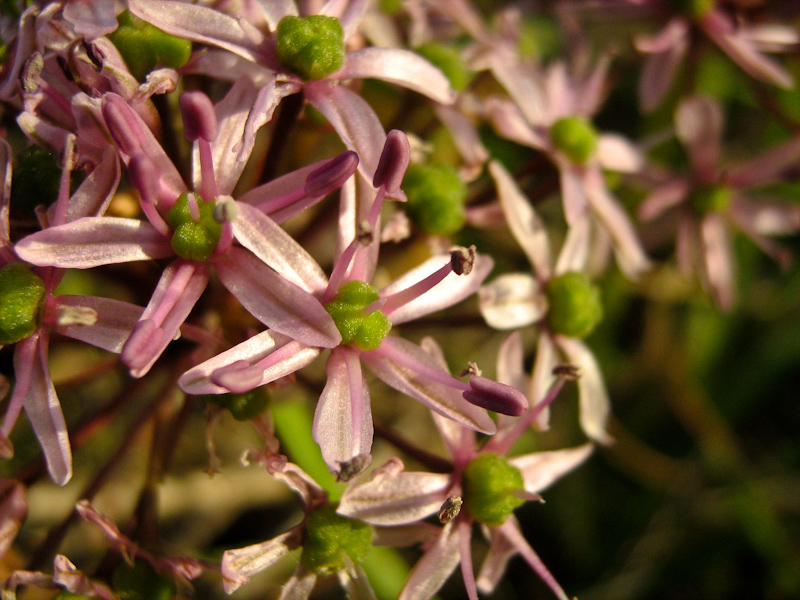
[325,281,392,351]
[403,163,467,236]
[224,387,270,421]
[462,452,525,526]
[689,184,730,215]
[550,116,599,164]
[165,193,222,262]
[0,263,46,345]
[112,560,176,600]
[415,42,472,92]
[544,271,603,339]
[109,10,192,81]
[301,504,373,575]
[276,15,345,81]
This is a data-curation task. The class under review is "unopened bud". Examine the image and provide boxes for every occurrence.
[180,91,218,142]
[450,245,476,275]
[373,130,410,193]
[438,496,463,523]
[305,151,359,197]
[463,376,528,417]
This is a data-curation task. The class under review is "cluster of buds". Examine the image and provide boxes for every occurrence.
[0,1,798,600]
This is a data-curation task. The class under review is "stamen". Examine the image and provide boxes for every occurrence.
[373,130,410,194]
[438,496,463,523]
[450,245,476,276]
[51,135,77,228]
[458,519,479,600]
[128,153,172,237]
[371,338,470,392]
[211,360,265,394]
[553,364,581,380]
[337,454,371,482]
[462,376,529,417]
[186,192,201,222]
[376,254,461,317]
[305,151,358,197]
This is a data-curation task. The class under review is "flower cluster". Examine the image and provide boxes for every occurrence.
[1,2,798,600]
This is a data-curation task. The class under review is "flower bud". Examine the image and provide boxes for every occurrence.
[276,15,345,81]
[0,263,46,345]
[544,271,603,339]
[402,163,466,235]
[550,116,598,164]
[109,10,191,81]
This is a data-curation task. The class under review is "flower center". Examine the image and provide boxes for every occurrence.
[689,184,730,215]
[109,10,192,82]
[544,271,603,339]
[276,15,346,81]
[165,193,222,262]
[0,263,46,345]
[550,116,599,164]
[324,281,392,351]
[462,452,525,526]
[301,504,373,575]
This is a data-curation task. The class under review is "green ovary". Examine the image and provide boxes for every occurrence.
[544,271,603,339]
[690,184,730,215]
[0,263,46,345]
[301,504,373,575]
[462,453,525,526]
[109,10,191,82]
[403,163,467,236]
[165,193,222,262]
[550,116,599,164]
[324,281,391,351]
[276,15,345,80]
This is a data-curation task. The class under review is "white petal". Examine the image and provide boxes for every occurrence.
[398,522,461,600]
[478,273,547,330]
[221,528,302,594]
[509,444,593,494]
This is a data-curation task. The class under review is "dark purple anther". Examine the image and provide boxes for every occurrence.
[450,245,476,276]
[180,91,218,142]
[211,360,264,394]
[102,94,144,157]
[305,151,359,197]
[121,319,165,371]
[128,153,158,203]
[462,376,529,417]
[373,129,410,193]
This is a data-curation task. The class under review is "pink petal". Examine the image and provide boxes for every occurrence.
[476,521,518,593]
[0,479,26,559]
[486,98,547,149]
[398,522,461,600]
[597,134,644,173]
[726,136,800,189]
[221,528,303,593]
[14,217,173,268]
[553,215,592,276]
[312,348,373,478]
[509,443,593,494]
[215,247,341,349]
[675,95,723,179]
[638,179,691,222]
[635,19,689,112]
[339,48,456,105]
[51,295,143,353]
[63,147,121,221]
[279,565,317,600]
[700,213,735,311]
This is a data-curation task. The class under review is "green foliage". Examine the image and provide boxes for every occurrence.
[0,263,46,345]
[301,504,373,575]
[403,163,467,236]
[10,146,62,217]
[689,184,731,215]
[276,15,345,80]
[165,193,222,262]
[109,10,191,81]
[462,452,525,526]
[325,281,392,351]
[112,560,176,600]
[545,271,604,339]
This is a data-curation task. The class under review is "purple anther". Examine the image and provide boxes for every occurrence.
[211,360,264,394]
[305,151,359,197]
[128,153,159,203]
[462,376,529,417]
[180,91,218,142]
[373,129,410,193]
[450,245,476,276]
[120,319,165,371]
[102,94,144,156]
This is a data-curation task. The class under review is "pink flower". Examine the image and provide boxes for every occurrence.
[338,337,593,600]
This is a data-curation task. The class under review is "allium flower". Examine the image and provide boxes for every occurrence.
[638,95,800,310]
[338,337,593,600]
[1,136,145,485]
[16,85,349,378]
[478,161,613,444]
[180,131,525,481]
[126,0,455,174]
[486,54,652,279]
